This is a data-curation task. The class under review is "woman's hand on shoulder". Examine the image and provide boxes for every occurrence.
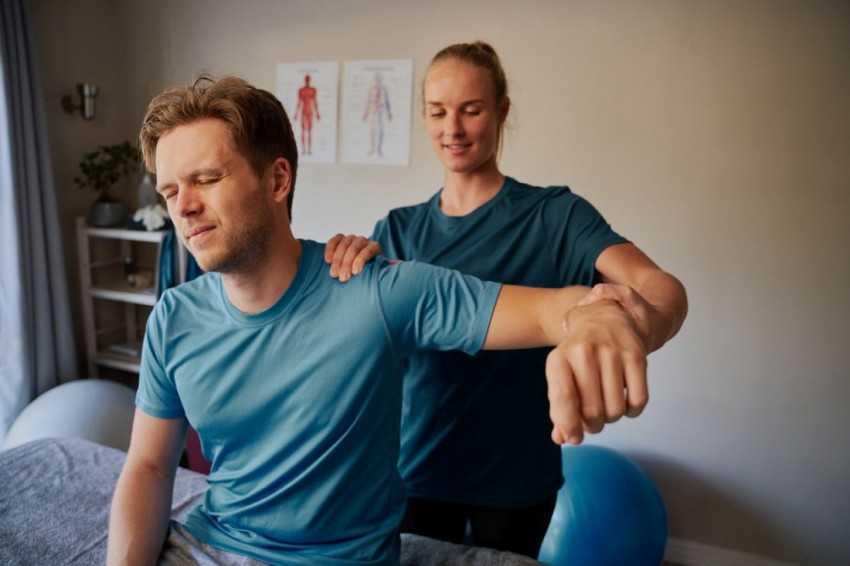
[324,234,383,282]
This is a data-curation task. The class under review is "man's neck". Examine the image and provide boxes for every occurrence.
[222,233,302,314]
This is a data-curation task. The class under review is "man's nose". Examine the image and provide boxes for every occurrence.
[174,186,200,217]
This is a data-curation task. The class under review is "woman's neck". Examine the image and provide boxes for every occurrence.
[440,168,505,217]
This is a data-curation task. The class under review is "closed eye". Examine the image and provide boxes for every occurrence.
[157,184,177,200]
[196,175,221,186]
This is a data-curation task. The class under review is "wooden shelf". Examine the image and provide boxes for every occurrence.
[90,284,157,306]
[84,225,172,243]
[77,216,185,377]
[93,350,142,374]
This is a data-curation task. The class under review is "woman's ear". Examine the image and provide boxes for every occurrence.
[499,96,511,123]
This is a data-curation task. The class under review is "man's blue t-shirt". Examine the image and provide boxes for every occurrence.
[136,240,501,565]
[372,177,628,508]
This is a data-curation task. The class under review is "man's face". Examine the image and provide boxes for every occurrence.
[155,118,275,274]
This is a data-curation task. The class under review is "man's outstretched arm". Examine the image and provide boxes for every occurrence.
[485,285,647,446]
[325,236,655,445]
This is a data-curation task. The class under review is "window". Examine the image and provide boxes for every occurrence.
[0,57,26,444]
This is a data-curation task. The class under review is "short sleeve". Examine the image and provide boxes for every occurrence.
[542,191,629,285]
[135,297,186,419]
[373,259,501,357]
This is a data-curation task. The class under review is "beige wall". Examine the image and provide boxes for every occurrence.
[31,0,850,563]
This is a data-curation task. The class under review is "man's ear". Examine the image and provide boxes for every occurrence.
[270,157,292,204]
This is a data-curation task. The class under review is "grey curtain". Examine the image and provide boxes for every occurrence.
[0,0,77,430]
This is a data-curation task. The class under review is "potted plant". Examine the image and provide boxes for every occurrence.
[74,141,140,227]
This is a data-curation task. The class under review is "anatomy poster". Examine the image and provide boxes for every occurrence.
[276,61,339,164]
[341,59,412,166]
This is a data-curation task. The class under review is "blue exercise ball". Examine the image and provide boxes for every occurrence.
[538,445,667,566]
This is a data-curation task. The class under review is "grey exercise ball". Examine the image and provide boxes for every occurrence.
[4,380,135,451]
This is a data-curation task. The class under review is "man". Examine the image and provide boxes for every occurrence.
[106,75,646,565]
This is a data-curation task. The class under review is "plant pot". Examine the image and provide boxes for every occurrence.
[89,200,127,227]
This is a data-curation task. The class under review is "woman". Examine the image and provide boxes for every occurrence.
[327,41,687,557]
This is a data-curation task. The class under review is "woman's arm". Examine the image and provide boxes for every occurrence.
[589,242,689,353]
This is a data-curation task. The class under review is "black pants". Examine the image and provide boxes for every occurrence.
[400,495,558,559]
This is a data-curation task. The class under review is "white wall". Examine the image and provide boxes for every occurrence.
[32,0,850,563]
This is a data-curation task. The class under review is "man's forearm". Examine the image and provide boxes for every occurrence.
[484,285,592,349]
[106,464,175,565]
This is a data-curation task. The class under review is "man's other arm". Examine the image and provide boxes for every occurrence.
[106,409,188,566]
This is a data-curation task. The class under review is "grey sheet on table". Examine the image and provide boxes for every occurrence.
[0,438,542,565]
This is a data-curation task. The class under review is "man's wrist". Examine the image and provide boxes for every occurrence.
[566,299,652,349]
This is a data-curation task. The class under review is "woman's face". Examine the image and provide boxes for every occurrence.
[423,58,508,177]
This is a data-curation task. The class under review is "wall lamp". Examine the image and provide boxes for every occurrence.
[61,83,100,121]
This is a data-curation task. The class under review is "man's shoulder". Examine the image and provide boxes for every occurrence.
[358,254,404,280]
[154,272,219,318]
[372,258,484,294]
[161,271,217,300]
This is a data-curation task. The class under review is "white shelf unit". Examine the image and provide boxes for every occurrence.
[77,216,186,377]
